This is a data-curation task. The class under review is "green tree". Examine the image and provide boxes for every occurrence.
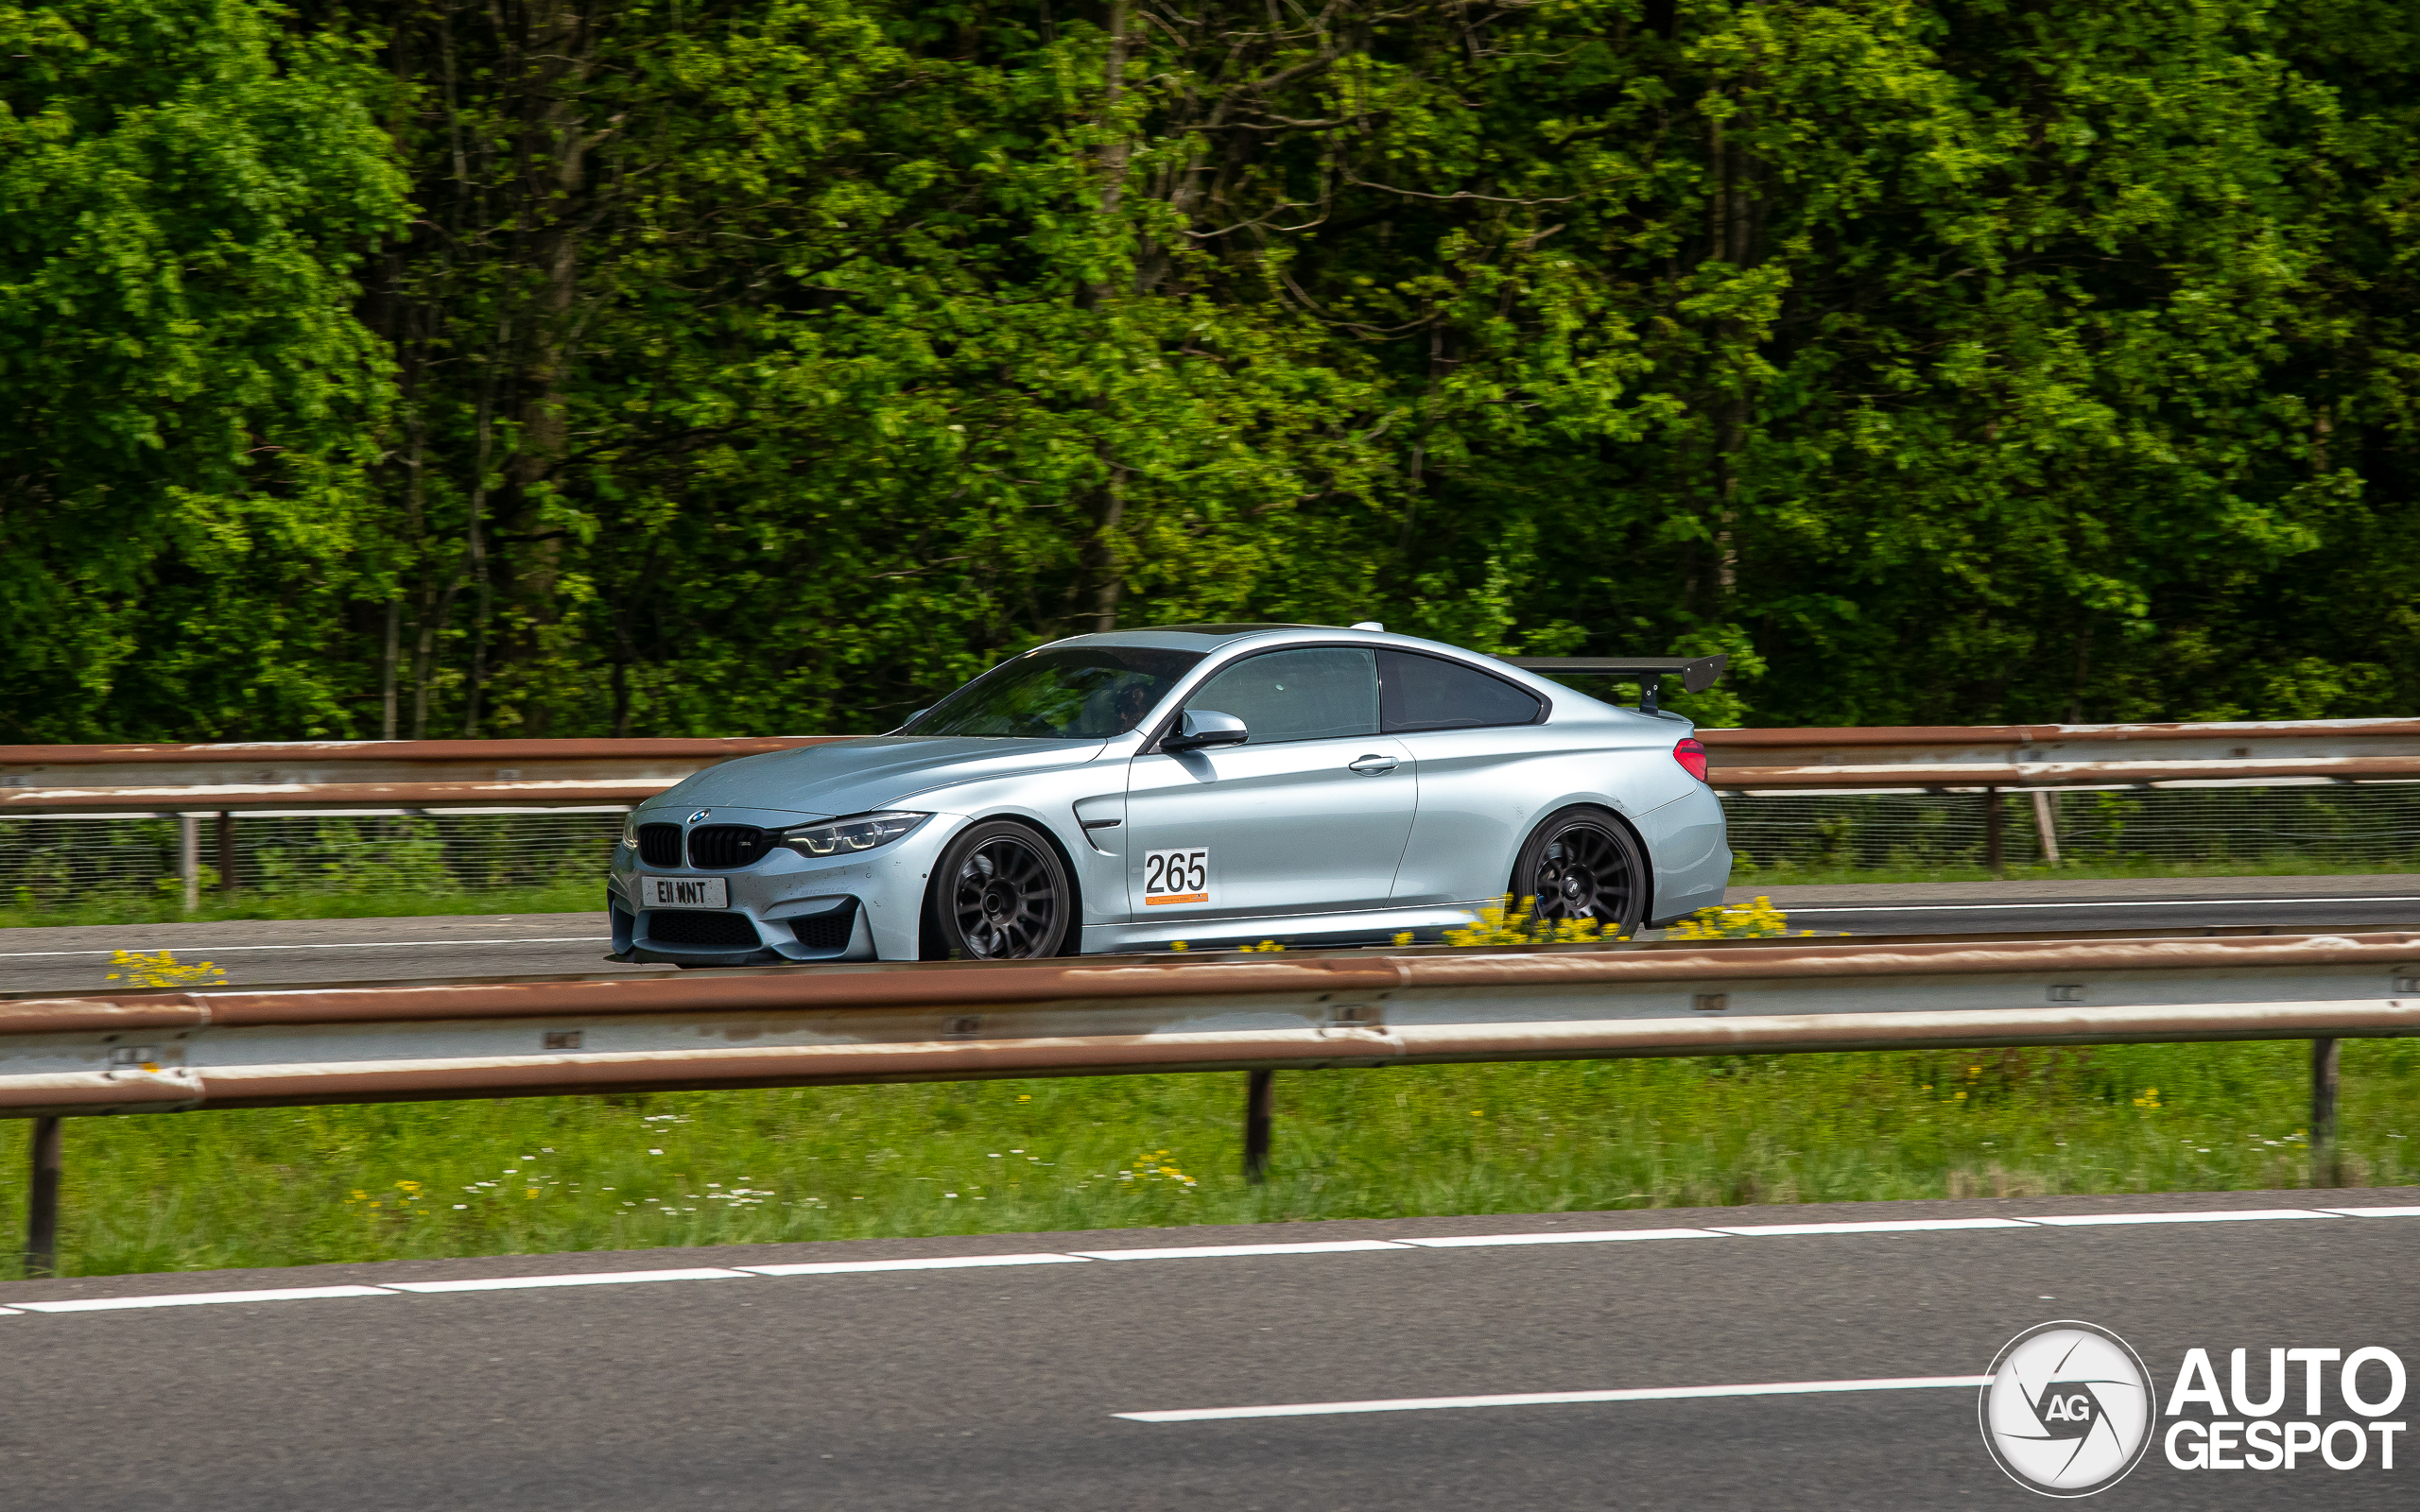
[0,0,406,739]
[7,0,2416,740]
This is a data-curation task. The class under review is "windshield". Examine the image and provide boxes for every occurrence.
[902,645,1206,739]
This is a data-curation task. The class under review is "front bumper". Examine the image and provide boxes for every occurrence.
[606,809,960,965]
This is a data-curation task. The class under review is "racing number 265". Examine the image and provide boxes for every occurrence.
[1144,848,1209,902]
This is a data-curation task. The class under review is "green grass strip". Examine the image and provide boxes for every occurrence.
[6,1041,2416,1280]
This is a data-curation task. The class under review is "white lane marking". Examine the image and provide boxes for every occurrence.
[9,889,2404,955]
[13,1285,399,1313]
[1399,1228,1723,1248]
[6,934,613,960]
[1793,896,2420,915]
[11,1208,2414,1317]
[384,1267,751,1293]
[1071,1240,1412,1261]
[2020,1208,2335,1227]
[1709,1218,2035,1237]
[0,936,609,959]
[1115,1375,1996,1423]
[740,1253,1092,1276]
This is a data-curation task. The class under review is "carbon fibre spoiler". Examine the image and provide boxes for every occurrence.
[1497,654,1728,715]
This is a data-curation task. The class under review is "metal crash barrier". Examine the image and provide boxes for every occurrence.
[7,929,2417,1273]
[4,718,2417,815]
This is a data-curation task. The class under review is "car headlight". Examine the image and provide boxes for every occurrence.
[618,815,640,850]
[775,811,931,858]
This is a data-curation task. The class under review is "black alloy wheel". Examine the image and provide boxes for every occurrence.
[926,820,1073,960]
[1512,805,1648,936]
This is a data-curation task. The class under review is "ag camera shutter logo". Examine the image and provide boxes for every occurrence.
[1979,1321,2155,1497]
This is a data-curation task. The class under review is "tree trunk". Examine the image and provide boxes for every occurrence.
[1083,2,1132,632]
[501,0,600,736]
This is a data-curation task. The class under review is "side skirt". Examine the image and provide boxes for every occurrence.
[1080,903,1488,955]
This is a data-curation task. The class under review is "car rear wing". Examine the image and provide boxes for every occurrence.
[1497,655,1728,716]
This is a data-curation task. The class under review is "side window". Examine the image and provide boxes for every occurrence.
[1379,650,1545,732]
[1185,646,1379,745]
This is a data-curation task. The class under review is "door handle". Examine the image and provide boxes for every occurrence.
[1347,754,1398,774]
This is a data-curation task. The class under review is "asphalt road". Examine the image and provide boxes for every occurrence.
[2,1189,2412,1510]
[0,911,656,993]
[3,874,2416,992]
[1745,873,2420,940]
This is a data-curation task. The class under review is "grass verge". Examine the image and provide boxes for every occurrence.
[6,1040,2415,1281]
[0,883,601,932]
[1728,856,2420,888]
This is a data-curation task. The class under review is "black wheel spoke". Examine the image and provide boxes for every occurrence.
[942,834,1063,959]
[1524,818,1636,927]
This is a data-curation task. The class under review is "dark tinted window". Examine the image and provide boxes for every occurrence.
[1379,650,1544,732]
[905,645,1205,738]
[1186,646,1378,744]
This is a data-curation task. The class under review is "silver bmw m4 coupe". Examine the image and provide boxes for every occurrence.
[606,624,1731,966]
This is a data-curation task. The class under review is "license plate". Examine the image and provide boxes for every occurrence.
[639,875,728,909]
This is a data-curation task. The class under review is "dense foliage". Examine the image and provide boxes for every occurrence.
[4,0,2414,741]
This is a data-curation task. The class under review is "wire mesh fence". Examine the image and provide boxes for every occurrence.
[0,812,623,911]
[3,783,2418,911]
[1725,783,2420,878]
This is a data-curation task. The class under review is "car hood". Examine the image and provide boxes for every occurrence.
[648,736,1110,819]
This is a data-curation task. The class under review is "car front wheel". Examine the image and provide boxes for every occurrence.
[925,820,1074,960]
[1512,805,1648,937]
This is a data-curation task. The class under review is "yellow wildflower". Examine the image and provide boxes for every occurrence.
[102,950,229,989]
[1664,896,1800,940]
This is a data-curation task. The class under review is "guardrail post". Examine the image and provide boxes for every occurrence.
[2310,1038,2342,1188]
[1243,1070,1274,1184]
[179,813,200,913]
[25,1116,62,1278]
[1984,787,2006,876]
[216,810,237,897]
[2031,789,2062,867]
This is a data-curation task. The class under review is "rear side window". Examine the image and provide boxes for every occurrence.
[1379,650,1544,732]
[1186,646,1378,744]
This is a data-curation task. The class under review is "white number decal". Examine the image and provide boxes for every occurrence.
[1143,848,1210,905]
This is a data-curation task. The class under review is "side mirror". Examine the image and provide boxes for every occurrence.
[1164,709,1248,751]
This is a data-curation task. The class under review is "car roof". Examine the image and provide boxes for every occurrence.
[1025,625,1639,721]
[1047,624,1332,651]
[1045,623,1524,668]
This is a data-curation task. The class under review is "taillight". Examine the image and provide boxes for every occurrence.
[1673,737,1709,782]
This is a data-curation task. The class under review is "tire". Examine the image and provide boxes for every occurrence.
[925,819,1074,960]
[1510,805,1649,937]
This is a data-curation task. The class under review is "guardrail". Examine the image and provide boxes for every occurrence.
[1703,718,2420,793]
[9,930,2417,1273]
[0,736,841,814]
[7,718,2415,816]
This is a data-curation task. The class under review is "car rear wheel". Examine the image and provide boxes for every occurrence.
[1512,805,1648,937]
[925,820,1073,960]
